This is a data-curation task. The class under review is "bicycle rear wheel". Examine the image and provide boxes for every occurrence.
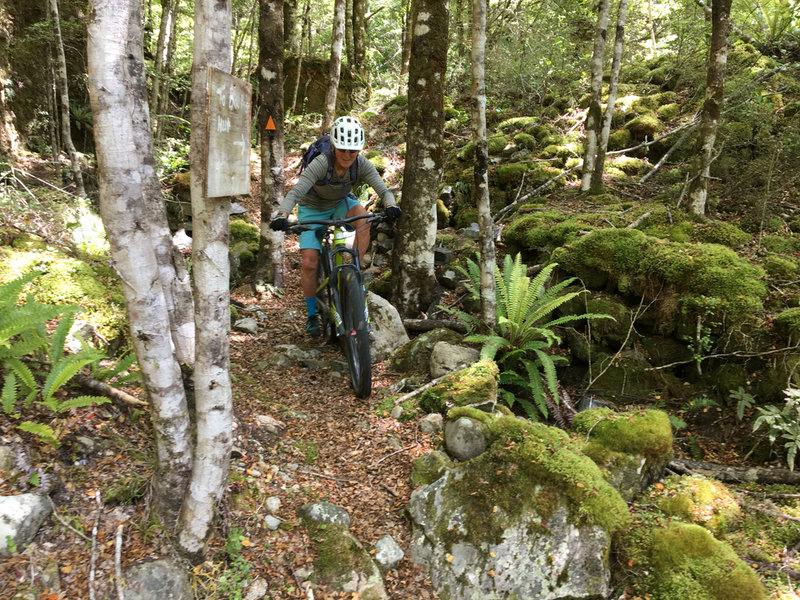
[338,268,371,399]
[316,259,337,344]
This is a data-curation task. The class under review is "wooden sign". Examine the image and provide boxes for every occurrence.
[206,67,252,198]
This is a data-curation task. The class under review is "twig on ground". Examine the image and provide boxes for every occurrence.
[73,373,148,407]
[48,499,92,541]
[89,490,102,600]
[393,374,449,406]
[115,524,125,600]
[372,443,419,467]
[298,469,358,484]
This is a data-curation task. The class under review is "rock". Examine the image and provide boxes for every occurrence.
[390,328,465,376]
[367,291,409,363]
[0,494,52,557]
[411,450,454,487]
[265,496,281,514]
[434,246,455,265]
[444,416,488,461]
[0,446,17,473]
[233,318,259,334]
[458,223,481,240]
[374,535,404,572]
[419,359,499,414]
[254,414,286,437]
[244,578,268,600]
[124,559,192,600]
[437,269,459,290]
[390,405,404,419]
[429,341,480,378]
[419,413,443,433]
[298,501,351,528]
[264,515,281,531]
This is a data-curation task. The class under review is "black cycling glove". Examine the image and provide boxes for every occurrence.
[269,213,289,231]
[385,205,402,221]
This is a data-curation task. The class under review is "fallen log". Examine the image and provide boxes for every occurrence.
[73,374,148,407]
[670,459,800,485]
[402,318,468,334]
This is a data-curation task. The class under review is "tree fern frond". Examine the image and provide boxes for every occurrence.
[0,271,42,310]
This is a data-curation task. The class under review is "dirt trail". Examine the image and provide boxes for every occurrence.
[228,237,439,598]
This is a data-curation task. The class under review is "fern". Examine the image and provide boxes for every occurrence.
[2,372,18,414]
[40,351,104,410]
[55,395,110,412]
[453,252,613,421]
[0,271,41,310]
[18,421,60,448]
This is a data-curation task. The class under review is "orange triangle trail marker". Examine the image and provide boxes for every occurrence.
[265,116,276,130]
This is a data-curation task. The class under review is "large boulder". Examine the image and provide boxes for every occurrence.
[429,341,480,378]
[124,559,192,600]
[367,291,409,363]
[408,413,631,600]
[0,494,52,557]
[389,328,463,375]
[419,359,499,414]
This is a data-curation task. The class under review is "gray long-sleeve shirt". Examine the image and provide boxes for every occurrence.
[279,153,396,214]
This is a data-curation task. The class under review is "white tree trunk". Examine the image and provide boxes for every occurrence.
[48,0,86,197]
[87,0,193,527]
[321,0,346,133]
[580,0,610,191]
[177,0,234,559]
[471,0,495,327]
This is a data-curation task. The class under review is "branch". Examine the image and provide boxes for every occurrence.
[393,373,450,406]
[72,373,148,407]
[402,318,468,334]
[645,344,800,371]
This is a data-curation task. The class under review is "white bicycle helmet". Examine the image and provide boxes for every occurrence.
[331,116,365,151]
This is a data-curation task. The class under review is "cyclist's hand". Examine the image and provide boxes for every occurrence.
[270,213,289,231]
[385,205,402,222]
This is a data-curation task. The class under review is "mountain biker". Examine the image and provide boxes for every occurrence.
[269,115,401,337]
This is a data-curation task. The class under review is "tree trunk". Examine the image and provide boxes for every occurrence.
[345,0,354,65]
[155,0,181,141]
[87,0,193,529]
[321,0,346,134]
[46,56,62,180]
[391,0,448,318]
[471,0,495,327]
[284,0,298,52]
[255,0,286,290]
[178,0,234,560]
[0,14,21,160]
[150,0,174,131]
[398,0,413,94]
[352,0,368,76]
[290,0,311,115]
[686,0,733,217]
[48,0,86,197]
[589,0,628,193]
[580,0,610,191]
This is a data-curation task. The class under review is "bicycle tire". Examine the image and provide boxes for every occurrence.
[316,259,337,343]
[339,268,371,399]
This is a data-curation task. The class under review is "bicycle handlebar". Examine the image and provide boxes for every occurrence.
[286,211,390,234]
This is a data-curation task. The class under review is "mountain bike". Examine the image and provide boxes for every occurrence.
[288,212,390,399]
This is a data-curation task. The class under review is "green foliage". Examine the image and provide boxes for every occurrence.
[455,254,611,419]
[753,387,800,470]
[0,272,110,447]
[215,527,253,600]
[730,387,756,421]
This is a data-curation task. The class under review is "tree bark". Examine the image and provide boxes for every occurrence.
[284,0,298,52]
[589,0,628,193]
[87,0,193,529]
[391,0,448,317]
[345,0,355,65]
[48,0,86,197]
[471,0,495,327]
[398,0,413,94]
[178,0,234,560]
[150,0,175,131]
[580,0,610,191]
[155,0,181,141]
[0,13,21,160]
[290,0,311,115]
[352,0,368,76]
[321,0,346,134]
[686,0,733,217]
[255,0,286,290]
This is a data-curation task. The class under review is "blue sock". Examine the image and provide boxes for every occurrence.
[305,297,317,317]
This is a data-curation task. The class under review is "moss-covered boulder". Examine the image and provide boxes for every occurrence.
[775,308,800,345]
[389,328,464,375]
[494,162,528,189]
[497,116,538,133]
[411,450,454,487]
[573,408,673,501]
[608,128,632,151]
[408,414,631,600]
[513,132,537,150]
[649,474,741,536]
[551,228,768,333]
[617,520,766,600]
[419,359,499,414]
[625,113,664,141]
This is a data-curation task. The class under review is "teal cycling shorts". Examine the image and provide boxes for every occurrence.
[297,195,361,252]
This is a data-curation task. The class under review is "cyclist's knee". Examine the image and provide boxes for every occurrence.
[301,249,319,271]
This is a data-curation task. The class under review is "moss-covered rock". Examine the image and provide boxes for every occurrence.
[775,308,800,345]
[495,162,529,189]
[761,234,800,254]
[497,116,538,133]
[608,128,632,151]
[502,210,599,255]
[488,134,508,155]
[0,248,127,344]
[609,155,647,176]
[389,328,464,375]
[692,220,752,248]
[657,103,681,120]
[618,519,766,600]
[650,474,741,536]
[411,450,454,487]
[551,228,768,332]
[625,113,664,141]
[229,218,259,247]
[419,359,498,414]
[764,255,799,279]
[513,132,537,150]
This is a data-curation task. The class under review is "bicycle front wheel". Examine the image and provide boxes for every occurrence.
[338,268,371,399]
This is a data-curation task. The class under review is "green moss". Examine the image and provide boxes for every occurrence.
[775,308,800,344]
[692,221,752,248]
[761,234,800,254]
[419,359,498,414]
[436,198,450,228]
[512,132,537,150]
[550,228,767,328]
[607,128,632,151]
[488,135,508,155]
[609,155,646,175]
[411,450,454,486]
[497,116,538,133]
[454,207,479,229]
[657,103,681,120]
[572,408,673,459]
[229,219,259,246]
[502,210,598,253]
[764,255,798,278]
[304,522,373,582]
[0,248,127,342]
[625,113,664,141]
[650,474,741,536]
[495,163,529,189]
